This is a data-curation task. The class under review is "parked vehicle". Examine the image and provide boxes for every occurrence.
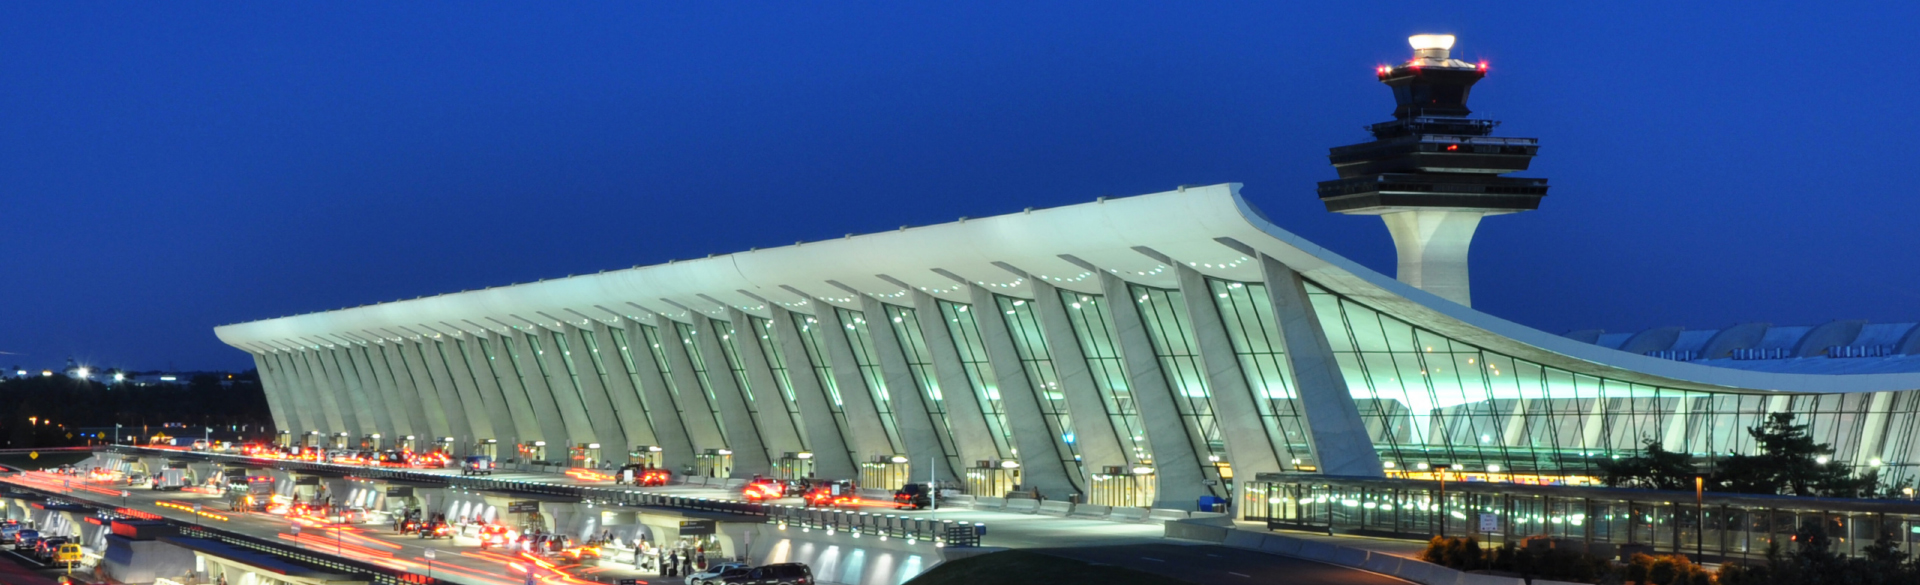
[33,537,70,561]
[54,542,83,565]
[0,520,23,543]
[153,469,187,491]
[742,477,784,502]
[716,563,813,585]
[686,562,750,585]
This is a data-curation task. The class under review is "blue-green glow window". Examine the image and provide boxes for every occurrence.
[1129,285,1227,463]
[995,295,1082,469]
[884,304,963,466]
[675,321,730,444]
[1056,290,1152,464]
[750,316,809,449]
[938,300,1014,458]
[1206,279,1314,468]
[837,307,906,454]
[791,312,855,457]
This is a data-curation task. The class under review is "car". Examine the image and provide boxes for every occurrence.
[53,543,83,565]
[190,439,211,452]
[33,537,70,561]
[893,483,932,510]
[716,563,813,585]
[14,530,40,551]
[0,522,22,543]
[462,456,494,476]
[802,480,857,508]
[687,562,750,585]
[742,478,784,502]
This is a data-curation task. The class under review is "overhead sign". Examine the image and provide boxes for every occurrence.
[678,519,716,536]
[386,486,414,497]
[508,501,540,514]
[294,476,320,486]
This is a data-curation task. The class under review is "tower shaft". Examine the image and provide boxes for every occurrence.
[1381,209,1483,306]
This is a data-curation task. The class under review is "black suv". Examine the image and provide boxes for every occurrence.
[717,563,813,585]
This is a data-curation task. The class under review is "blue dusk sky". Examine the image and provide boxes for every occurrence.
[2,2,1916,370]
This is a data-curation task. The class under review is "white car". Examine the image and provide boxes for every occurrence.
[190,440,211,452]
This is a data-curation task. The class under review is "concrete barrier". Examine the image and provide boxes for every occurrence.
[1179,520,1527,585]
[1146,508,1189,521]
[1108,507,1150,522]
[973,496,1006,510]
[1067,504,1111,519]
[1222,530,1265,549]
[1004,499,1040,514]
[1035,501,1074,517]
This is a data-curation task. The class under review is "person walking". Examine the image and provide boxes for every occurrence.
[664,550,678,577]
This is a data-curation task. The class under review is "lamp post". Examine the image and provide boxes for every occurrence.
[1694,476,1705,563]
[1432,464,1453,538]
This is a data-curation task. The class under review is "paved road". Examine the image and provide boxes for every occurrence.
[1,471,651,585]
[1036,543,1411,585]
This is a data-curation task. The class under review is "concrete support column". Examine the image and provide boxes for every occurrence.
[1381,209,1485,307]
[726,308,808,457]
[587,323,659,451]
[908,290,1005,465]
[1851,391,1897,468]
[556,325,630,460]
[807,300,899,459]
[310,347,369,438]
[965,284,1081,498]
[456,334,526,450]
[291,350,347,434]
[1027,280,1126,474]
[616,318,697,472]
[528,327,602,449]
[249,352,294,434]
[341,344,402,442]
[369,342,433,441]
[771,306,858,479]
[1094,272,1213,506]
[391,340,455,440]
[1173,264,1287,481]
[655,315,728,452]
[408,338,476,450]
[859,294,957,483]
[1259,255,1384,477]
[691,315,773,476]
[494,331,573,458]
[428,337,498,444]
[329,346,390,440]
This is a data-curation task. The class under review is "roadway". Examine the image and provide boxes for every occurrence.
[1,470,649,585]
[1036,543,1411,585]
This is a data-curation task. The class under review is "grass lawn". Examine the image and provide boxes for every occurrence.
[906,550,1191,585]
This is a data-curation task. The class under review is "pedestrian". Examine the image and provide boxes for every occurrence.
[681,553,693,576]
[664,551,678,577]
[695,549,707,571]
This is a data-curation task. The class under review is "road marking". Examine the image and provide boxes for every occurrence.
[1206,553,1222,557]
[1142,557,1165,562]
[1228,572,1250,578]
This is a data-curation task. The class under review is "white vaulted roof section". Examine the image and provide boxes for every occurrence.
[217,183,1920,395]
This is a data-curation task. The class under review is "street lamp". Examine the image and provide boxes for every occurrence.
[1694,476,1705,563]
[1905,487,1914,502]
[1432,464,1453,538]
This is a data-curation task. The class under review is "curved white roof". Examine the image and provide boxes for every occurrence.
[215,183,1920,396]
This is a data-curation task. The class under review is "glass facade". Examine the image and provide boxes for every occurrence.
[791,312,857,460]
[749,316,810,449]
[1130,285,1229,468]
[939,301,1015,459]
[674,321,730,445]
[1243,476,1920,563]
[995,295,1083,472]
[1055,290,1152,464]
[710,318,770,447]
[1207,280,1316,470]
[886,304,965,471]
[837,307,906,454]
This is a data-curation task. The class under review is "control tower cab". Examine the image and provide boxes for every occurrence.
[1317,34,1549,307]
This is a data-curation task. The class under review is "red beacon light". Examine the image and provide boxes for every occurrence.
[1478,61,1489,71]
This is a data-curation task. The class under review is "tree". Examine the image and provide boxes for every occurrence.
[1599,440,1695,490]
[1711,413,1874,497]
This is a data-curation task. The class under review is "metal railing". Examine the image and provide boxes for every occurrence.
[106,446,986,546]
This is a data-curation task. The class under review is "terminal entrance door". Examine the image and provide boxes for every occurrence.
[965,461,1020,497]
[331,433,351,449]
[303,432,322,448]
[275,431,293,449]
[629,447,663,468]
[775,453,815,480]
[696,449,733,478]
[571,443,602,468]
[397,436,418,453]
[476,439,498,460]
[859,456,911,490]
[1088,465,1157,507]
[362,435,381,450]
[434,437,456,456]
[521,441,548,464]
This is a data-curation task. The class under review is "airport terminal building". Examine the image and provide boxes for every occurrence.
[213,37,1920,512]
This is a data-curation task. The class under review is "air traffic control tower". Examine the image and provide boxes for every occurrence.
[1317,34,1549,307]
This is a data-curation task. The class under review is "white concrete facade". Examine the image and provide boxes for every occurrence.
[218,184,1920,499]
